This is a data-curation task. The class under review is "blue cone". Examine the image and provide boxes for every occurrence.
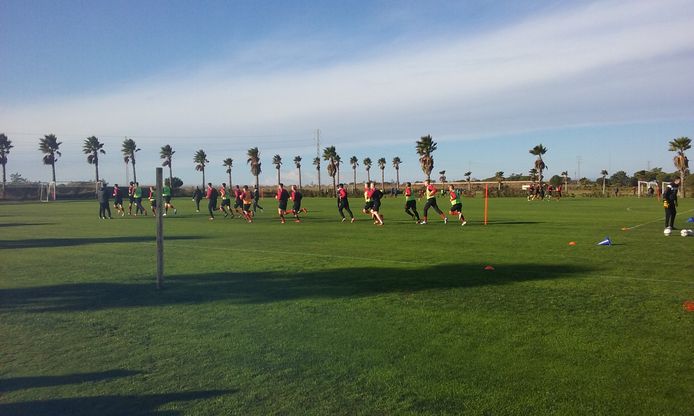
[597,237,612,246]
[687,217,694,223]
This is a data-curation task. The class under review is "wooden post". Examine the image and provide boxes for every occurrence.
[484,183,488,226]
[155,167,164,289]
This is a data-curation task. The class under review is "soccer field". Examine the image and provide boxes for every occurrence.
[1,196,693,415]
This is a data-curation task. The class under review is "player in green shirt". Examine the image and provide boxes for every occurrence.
[162,180,177,216]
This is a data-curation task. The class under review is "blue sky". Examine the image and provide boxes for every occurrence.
[1,0,693,186]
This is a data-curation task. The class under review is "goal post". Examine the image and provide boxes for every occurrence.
[39,182,56,202]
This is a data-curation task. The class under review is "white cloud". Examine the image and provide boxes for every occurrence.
[2,0,694,183]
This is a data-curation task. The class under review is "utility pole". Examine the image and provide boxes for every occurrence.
[315,129,320,159]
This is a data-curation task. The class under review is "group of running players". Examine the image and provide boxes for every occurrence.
[103,178,468,226]
[106,181,177,218]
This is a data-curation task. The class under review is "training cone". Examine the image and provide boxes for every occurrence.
[621,227,629,231]
[568,241,576,246]
[687,217,694,223]
[484,265,495,271]
[684,301,694,312]
[597,237,612,246]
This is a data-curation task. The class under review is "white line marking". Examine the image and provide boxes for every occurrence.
[621,208,694,230]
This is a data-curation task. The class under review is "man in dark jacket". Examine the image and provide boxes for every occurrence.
[98,184,112,219]
[663,178,680,230]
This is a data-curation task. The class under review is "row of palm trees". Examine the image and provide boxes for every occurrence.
[0,133,689,197]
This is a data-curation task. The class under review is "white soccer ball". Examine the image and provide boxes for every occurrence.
[664,228,672,236]
[681,229,689,237]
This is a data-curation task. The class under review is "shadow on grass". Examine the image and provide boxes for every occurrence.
[0,235,203,250]
[0,263,593,312]
[0,370,140,393]
[0,223,57,228]
[0,390,234,416]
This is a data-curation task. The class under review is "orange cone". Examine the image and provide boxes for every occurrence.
[484,265,495,271]
[684,301,694,312]
[568,241,576,246]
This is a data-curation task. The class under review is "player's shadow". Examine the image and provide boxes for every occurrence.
[0,263,593,312]
[0,370,140,393]
[0,235,203,250]
[0,390,233,416]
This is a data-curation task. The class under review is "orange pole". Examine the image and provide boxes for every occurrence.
[484,183,488,225]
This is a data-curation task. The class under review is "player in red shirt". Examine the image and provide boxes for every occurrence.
[403,182,420,223]
[337,183,355,222]
[275,183,290,224]
[288,185,306,222]
[232,185,243,217]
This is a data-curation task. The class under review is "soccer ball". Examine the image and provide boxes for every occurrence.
[664,228,672,236]
[681,229,688,237]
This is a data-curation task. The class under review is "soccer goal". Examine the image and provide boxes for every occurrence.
[39,181,56,202]
[637,181,659,198]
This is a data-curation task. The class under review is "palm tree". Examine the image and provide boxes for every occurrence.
[313,157,321,195]
[121,138,140,182]
[323,146,338,196]
[0,133,13,190]
[160,145,175,188]
[377,157,386,190]
[438,170,447,185]
[529,168,538,183]
[194,149,209,189]
[529,144,548,186]
[464,171,472,192]
[601,169,608,195]
[363,157,372,182]
[668,137,691,198]
[350,156,359,193]
[247,147,262,190]
[416,134,437,180]
[82,136,105,183]
[272,154,282,185]
[335,154,342,185]
[293,156,302,189]
[495,171,504,191]
[39,134,62,182]
[392,157,402,190]
[223,158,233,188]
[561,170,569,191]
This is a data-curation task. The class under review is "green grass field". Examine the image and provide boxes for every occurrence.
[1,195,693,415]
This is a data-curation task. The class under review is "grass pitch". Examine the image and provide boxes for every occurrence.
[1,195,693,415]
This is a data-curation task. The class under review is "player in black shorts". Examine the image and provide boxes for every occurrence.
[275,183,290,223]
[112,184,125,216]
[127,181,135,215]
[369,182,384,225]
[337,183,355,222]
[289,185,306,222]
[233,185,243,217]
[362,182,374,215]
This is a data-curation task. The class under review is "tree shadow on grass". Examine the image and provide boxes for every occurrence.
[0,235,203,250]
[0,263,593,313]
[0,223,57,228]
[0,390,234,416]
[0,370,141,393]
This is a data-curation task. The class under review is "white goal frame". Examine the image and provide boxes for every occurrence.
[39,181,56,202]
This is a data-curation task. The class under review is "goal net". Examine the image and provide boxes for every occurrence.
[39,182,56,202]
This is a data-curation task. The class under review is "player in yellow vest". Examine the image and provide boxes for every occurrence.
[447,184,467,226]
[420,179,446,225]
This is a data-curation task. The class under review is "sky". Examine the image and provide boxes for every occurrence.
[1,0,693,187]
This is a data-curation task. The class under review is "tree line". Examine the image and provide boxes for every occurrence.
[0,133,689,197]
